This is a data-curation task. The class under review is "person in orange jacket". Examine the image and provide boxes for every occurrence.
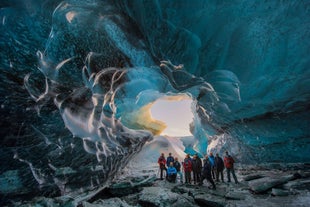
[158,153,167,180]
[224,151,239,184]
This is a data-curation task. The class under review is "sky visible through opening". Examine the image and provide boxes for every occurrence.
[150,98,194,137]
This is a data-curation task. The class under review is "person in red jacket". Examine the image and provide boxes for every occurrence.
[158,153,167,180]
[183,154,192,184]
[224,151,239,184]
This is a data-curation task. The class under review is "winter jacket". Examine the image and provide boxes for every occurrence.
[167,166,177,175]
[209,155,215,167]
[166,156,174,167]
[158,156,166,169]
[191,158,202,172]
[202,159,212,177]
[224,155,235,169]
[183,158,192,172]
[215,156,224,171]
[174,161,181,172]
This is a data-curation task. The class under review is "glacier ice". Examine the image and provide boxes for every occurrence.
[0,0,309,199]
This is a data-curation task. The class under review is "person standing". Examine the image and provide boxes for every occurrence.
[224,151,239,184]
[191,154,202,184]
[173,157,183,183]
[209,152,216,179]
[215,153,224,182]
[199,155,216,189]
[183,154,192,184]
[157,153,167,180]
[166,152,174,168]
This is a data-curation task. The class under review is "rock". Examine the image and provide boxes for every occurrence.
[18,196,75,207]
[86,176,157,202]
[82,198,133,207]
[282,179,310,190]
[171,185,203,196]
[194,194,226,207]
[108,176,157,197]
[243,174,265,181]
[172,185,227,198]
[171,185,191,194]
[225,191,246,200]
[271,188,290,196]
[108,181,143,197]
[171,197,197,207]
[296,171,310,179]
[138,186,195,207]
[249,175,296,194]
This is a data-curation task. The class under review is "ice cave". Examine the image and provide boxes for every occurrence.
[0,0,309,206]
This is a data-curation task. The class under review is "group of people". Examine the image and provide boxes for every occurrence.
[157,151,239,190]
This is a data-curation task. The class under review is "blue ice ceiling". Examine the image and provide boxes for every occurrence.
[0,0,309,197]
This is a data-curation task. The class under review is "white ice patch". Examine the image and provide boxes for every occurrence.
[66,11,76,23]
[118,135,186,179]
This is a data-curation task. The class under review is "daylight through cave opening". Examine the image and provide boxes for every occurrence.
[150,95,194,137]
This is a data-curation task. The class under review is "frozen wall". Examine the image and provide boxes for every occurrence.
[0,0,309,198]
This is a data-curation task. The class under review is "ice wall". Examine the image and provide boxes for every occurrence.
[0,0,309,198]
[117,0,310,161]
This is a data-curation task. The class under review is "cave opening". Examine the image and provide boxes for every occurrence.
[150,95,194,137]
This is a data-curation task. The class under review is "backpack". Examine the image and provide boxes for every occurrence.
[158,156,165,167]
[184,159,190,170]
[224,156,234,168]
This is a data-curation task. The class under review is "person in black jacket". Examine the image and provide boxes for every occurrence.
[215,153,224,182]
[173,157,183,183]
[199,155,216,189]
[191,154,202,184]
[166,152,174,168]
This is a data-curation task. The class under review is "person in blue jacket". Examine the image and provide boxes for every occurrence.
[167,162,177,182]
[208,152,216,179]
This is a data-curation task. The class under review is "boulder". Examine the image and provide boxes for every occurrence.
[17,196,75,207]
[243,174,265,181]
[271,188,290,196]
[282,179,310,190]
[225,191,246,200]
[194,194,225,207]
[82,198,133,207]
[296,171,310,179]
[86,176,157,203]
[249,175,296,194]
[138,186,195,207]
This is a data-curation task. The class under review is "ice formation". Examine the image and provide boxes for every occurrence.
[0,0,309,197]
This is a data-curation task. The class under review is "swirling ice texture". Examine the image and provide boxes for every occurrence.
[117,0,310,161]
[0,0,309,197]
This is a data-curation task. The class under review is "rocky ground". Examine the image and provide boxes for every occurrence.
[10,163,310,207]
